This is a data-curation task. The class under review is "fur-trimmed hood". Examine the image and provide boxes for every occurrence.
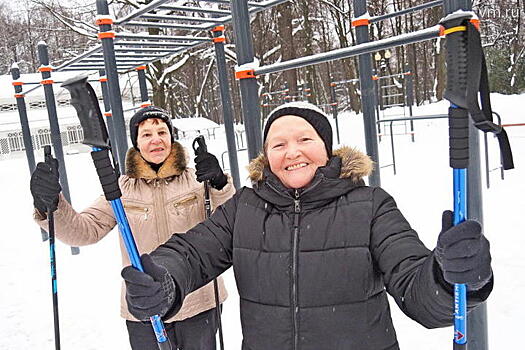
[248,146,374,184]
[125,141,187,179]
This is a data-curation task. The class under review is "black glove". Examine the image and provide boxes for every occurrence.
[194,151,228,190]
[121,254,177,321]
[435,210,492,290]
[30,160,61,213]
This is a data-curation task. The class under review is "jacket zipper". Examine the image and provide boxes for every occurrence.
[172,194,197,215]
[292,189,300,350]
[124,205,150,220]
[152,179,169,241]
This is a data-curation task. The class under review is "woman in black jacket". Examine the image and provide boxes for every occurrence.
[122,102,493,350]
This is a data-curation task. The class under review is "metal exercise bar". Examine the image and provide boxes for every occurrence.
[212,26,241,189]
[11,64,49,242]
[114,41,200,47]
[37,42,79,255]
[353,0,381,187]
[370,0,443,23]
[231,0,262,160]
[157,5,231,15]
[115,33,210,42]
[114,0,173,25]
[255,25,441,75]
[97,0,128,174]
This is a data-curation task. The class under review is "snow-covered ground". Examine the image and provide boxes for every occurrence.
[0,93,523,349]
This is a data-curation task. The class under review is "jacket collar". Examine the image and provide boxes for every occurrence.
[125,142,187,180]
[248,146,374,208]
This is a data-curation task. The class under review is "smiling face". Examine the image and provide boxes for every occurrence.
[265,115,329,189]
[136,118,172,164]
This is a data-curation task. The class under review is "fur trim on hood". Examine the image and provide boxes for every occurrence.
[125,141,187,179]
[248,146,374,184]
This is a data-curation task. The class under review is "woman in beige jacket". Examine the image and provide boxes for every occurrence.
[30,106,236,350]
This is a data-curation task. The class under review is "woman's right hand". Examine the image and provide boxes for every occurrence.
[121,254,177,321]
[30,160,61,213]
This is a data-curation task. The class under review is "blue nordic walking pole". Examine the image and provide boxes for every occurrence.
[440,13,472,347]
[43,145,61,350]
[61,75,172,350]
[441,10,515,348]
[192,135,225,350]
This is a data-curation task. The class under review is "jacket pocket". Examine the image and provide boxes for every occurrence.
[123,203,151,221]
[171,194,198,216]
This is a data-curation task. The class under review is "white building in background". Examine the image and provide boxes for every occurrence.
[0,71,143,159]
[0,72,237,160]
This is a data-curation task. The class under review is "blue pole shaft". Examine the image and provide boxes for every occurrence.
[91,146,170,348]
[453,168,467,345]
[109,198,170,345]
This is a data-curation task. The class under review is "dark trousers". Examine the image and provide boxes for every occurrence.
[126,307,220,350]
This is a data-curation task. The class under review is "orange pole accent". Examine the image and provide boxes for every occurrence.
[470,19,480,30]
[351,18,370,27]
[439,25,446,37]
[99,78,108,82]
[212,25,225,32]
[330,83,337,87]
[14,94,25,98]
[96,18,114,25]
[235,69,256,80]
[12,81,23,86]
[136,66,147,71]
[372,75,379,80]
[41,80,54,85]
[98,31,115,39]
[212,37,226,43]
[104,112,112,117]
[140,103,152,108]
[38,66,53,72]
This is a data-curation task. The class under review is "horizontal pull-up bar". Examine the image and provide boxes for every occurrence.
[139,13,228,24]
[157,5,231,15]
[115,33,210,42]
[377,114,448,123]
[254,25,441,76]
[370,0,443,23]
[124,21,209,30]
[114,0,172,25]
[54,45,104,71]
[114,41,201,48]
[79,58,147,63]
[114,47,190,53]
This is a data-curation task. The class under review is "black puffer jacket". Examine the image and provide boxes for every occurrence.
[152,147,492,350]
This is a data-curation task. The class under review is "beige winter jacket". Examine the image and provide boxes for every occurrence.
[34,142,235,322]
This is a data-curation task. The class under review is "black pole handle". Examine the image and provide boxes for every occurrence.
[192,135,208,155]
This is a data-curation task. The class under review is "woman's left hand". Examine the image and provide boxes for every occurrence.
[434,210,492,290]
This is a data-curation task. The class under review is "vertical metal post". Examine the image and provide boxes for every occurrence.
[483,133,490,189]
[136,66,150,105]
[96,0,127,175]
[11,64,49,242]
[10,65,37,174]
[212,26,241,189]
[99,69,117,151]
[37,42,79,255]
[329,82,340,144]
[405,67,415,141]
[443,1,488,349]
[353,0,381,186]
[230,0,262,160]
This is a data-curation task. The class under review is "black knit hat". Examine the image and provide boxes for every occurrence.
[263,102,333,156]
[129,106,175,150]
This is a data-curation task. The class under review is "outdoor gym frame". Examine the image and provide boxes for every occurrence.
[11,0,288,193]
